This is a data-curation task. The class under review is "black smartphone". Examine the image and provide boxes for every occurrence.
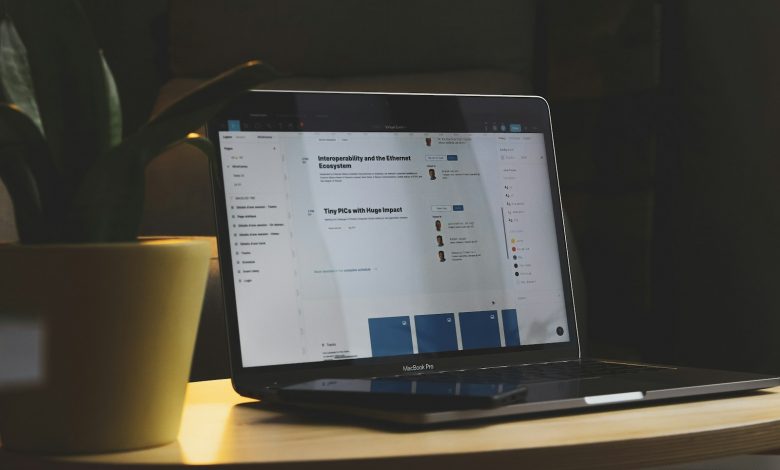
[272,377,528,410]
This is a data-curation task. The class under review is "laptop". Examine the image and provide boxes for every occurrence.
[207,91,779,425]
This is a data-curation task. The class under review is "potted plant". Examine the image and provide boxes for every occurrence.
[0,1,275,453]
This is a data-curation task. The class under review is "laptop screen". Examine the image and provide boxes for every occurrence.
[211,92,574,370]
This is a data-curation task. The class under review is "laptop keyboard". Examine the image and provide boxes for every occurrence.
[385,360,666,385]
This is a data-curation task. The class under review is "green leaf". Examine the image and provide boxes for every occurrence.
[130,60,278,166]
[6,0,111,179]
[0,104,61,242]
[66,135,213,243]
[148,61,277,127]
[0,149,44,242]
[65,61,276,243]
[62,144,146,242]
[0,144,45,243]
[0,16,43,135]
[0,104,42,145]
[181,134,215,161]
[99,49,122,148]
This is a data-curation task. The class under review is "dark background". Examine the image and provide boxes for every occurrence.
[2,0,778,380]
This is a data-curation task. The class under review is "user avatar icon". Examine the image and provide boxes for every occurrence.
[438,250,446,262]
[436,235,444,247]
[425,137,432,146]
[435,219,442,231]
[429,168,437,180]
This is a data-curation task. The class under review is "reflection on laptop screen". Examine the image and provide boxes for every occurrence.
[218,100,570,368]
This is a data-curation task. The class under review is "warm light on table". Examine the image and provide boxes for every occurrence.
[3,379,780,469]
[177,380,250,464]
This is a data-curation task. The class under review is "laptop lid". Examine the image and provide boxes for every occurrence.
[208,91,580,391]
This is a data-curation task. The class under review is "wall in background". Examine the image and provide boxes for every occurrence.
[650,0,780,373]
[543,0,661,359]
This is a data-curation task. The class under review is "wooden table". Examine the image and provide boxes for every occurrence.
[3,379,780,469]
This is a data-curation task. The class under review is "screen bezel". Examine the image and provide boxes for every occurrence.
[207,91,581,393]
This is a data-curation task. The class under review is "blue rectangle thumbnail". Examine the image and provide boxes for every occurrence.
[501,309,521,347]
[452,205,464,211]
[228,119,241,131]
[415,313,458,353]
[509,123,522,133]
[447,154,458,161]
[368,316,413,357]
[458,310,501,350]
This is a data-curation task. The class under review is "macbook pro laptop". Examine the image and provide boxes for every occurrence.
[207,91,779,425]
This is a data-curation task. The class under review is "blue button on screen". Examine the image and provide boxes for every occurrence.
[228,120,241,131]
[447,154,458,161]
